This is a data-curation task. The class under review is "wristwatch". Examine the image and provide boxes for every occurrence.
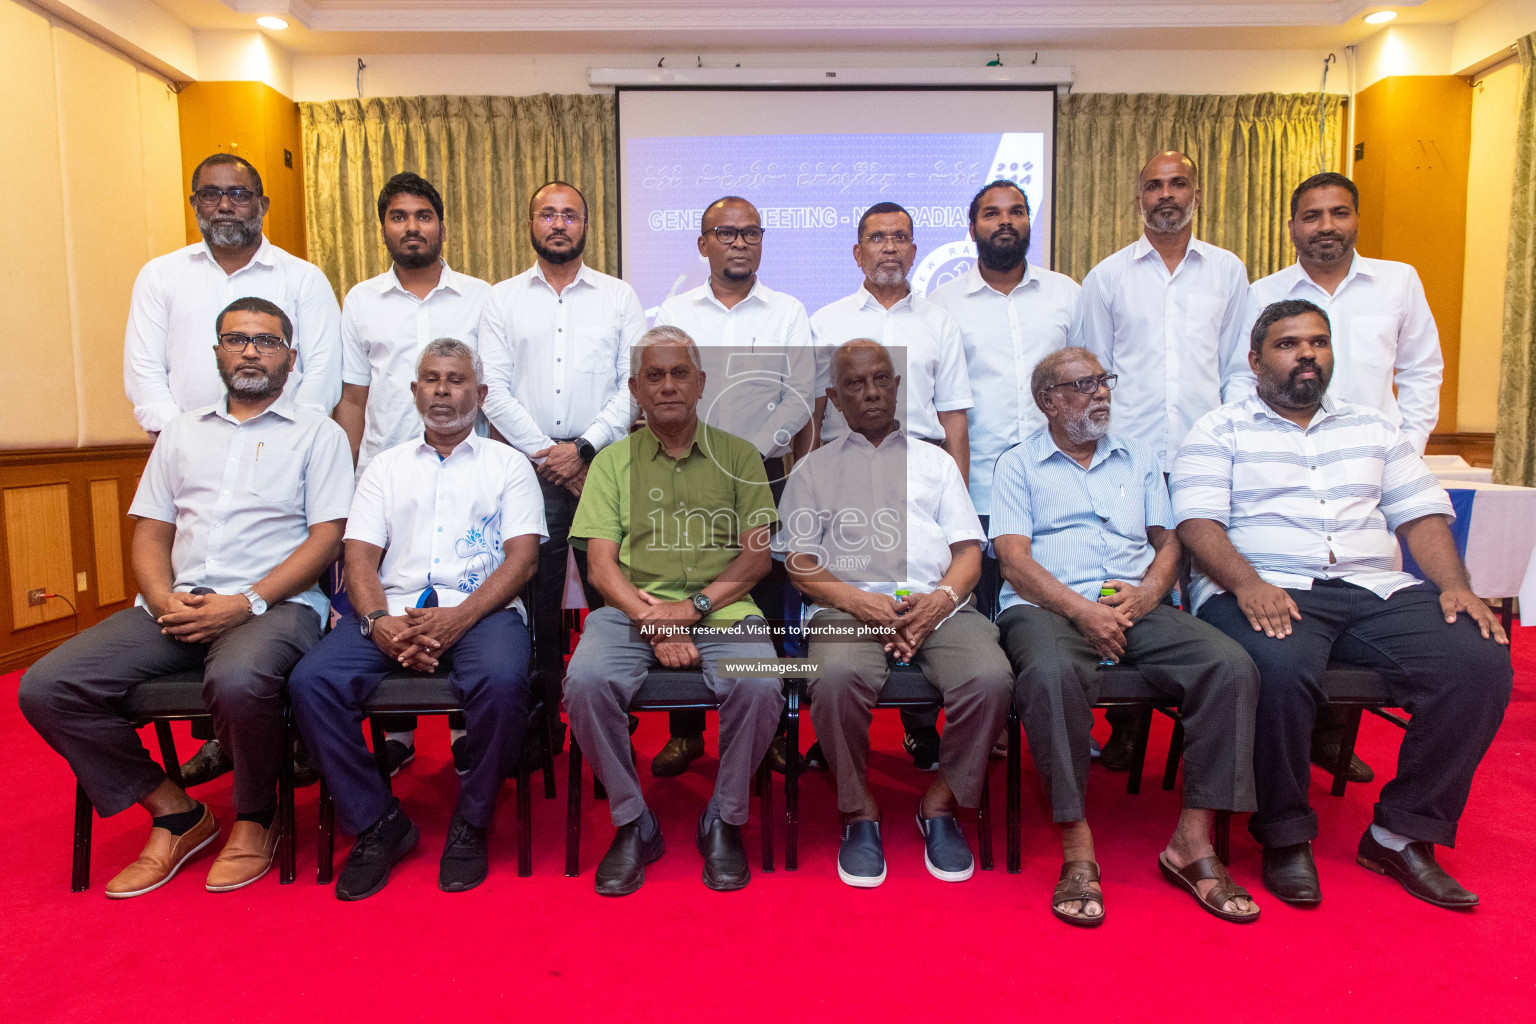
[935,585,961,607]
[360,609,388,637]
[690,592,713,617]
[240,588,268,616]
[576,438,597,464]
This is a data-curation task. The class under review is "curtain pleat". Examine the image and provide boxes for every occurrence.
[1494,35,1536,486]
[1053,92,1343,282]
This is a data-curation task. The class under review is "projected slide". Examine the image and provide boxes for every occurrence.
[623,130,1046,317]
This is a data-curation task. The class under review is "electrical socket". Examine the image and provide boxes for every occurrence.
[27,588,47,607]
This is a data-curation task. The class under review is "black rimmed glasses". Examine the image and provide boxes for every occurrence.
[192,187,260,208]
[710,225,764,245]
[1044,373,1118,395]
[217,332,289,353]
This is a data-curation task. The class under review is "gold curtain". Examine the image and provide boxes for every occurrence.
[299,94,617,299]
[1053,92,1343,282]
[1494,35,1536,486]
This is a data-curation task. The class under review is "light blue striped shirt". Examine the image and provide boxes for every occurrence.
[1171,394,1454,612]
[989,428,1173,612]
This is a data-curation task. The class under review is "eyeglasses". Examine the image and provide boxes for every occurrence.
[192,187,260,208]
[1044,373,1118,395]
[535,211,584,226]
[217,332,289,353]
[710,225,765,245]
[638,366,697,385]
[862,232,912,247]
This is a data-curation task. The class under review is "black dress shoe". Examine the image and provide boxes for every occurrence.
[651,735,705,778]
[1099,724,1135,772]
[1311,742,1375,783]
[696,813,750,891]
[178,739,233,787]
[1357,829,1478,909]
[594,818,665,897]
[763,734,806,776]
[1262,842,1322,905]
[439,810,489,892]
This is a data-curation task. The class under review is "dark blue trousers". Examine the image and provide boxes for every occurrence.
[1200,580,1511,849]
[289,609,531,835]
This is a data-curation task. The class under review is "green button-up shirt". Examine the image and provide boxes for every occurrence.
[570,419,778,626]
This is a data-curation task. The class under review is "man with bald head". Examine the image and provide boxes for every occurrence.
[992,346,1260,925]
[780,339,1009,887]
[651,195,815,774]
[1071,151,1251,768]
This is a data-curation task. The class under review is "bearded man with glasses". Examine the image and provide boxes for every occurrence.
[124,153,342,438]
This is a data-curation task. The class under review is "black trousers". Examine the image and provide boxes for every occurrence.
[1200,579,1511,849]
[536,476,600,698]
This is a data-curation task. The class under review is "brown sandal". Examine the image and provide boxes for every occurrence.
[1052,860,1105,927]
[1158,852,1260,923]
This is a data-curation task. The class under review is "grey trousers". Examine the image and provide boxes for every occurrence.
[18,603,321,816]
[563,606,785,828]
[998,603,1258,823]
[807,604,1013,814]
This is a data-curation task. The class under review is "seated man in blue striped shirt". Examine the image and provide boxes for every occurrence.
[1174,298,1512,911]
[992,347,1261,927]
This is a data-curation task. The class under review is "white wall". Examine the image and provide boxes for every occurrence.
[1452,0,1536,72]
[292,47,1349,102]
[1353,24,1455,90]
[194,29,293,98]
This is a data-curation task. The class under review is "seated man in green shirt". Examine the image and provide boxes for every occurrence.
[565,325,785,896]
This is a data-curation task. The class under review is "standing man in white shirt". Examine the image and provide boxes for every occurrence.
[478,181,646,707]
[333,172,492,773]
[21,297,352,897]
[290,340,548,900]
[651,196,816,776]
[124,153,342,435]
[1071,151,1252,770]
[1241,171,1445,783]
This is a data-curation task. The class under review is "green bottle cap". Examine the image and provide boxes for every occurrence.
[1100,586,1116,597]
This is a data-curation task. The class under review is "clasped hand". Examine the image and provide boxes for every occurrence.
[636,591,701,668]
[155,591,251,644]
[370,605,474,671]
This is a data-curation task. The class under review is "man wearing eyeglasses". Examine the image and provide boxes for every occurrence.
[991,347,1260,926]
[124,154,342,436]
[649,196,815,776]
[479,181,646,705]
[21,297,352,897]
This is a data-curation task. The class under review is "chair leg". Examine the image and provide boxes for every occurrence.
[565,736,583,877]
[317,779,335,885]
[369,718,392,788]
[1126,707,1154,795]
[155,720,185,789]
[541,707,558,800]
[1215,810,1231,864]
[1501,599,1514,636]
[278,713,296,885]
[517,755,533,878]
[1162,719,1185,791]
[758,757,774,872]
[977,768,994,871]
[1006,711,1021,874]
[1330,706,1364,798]
[785,687,800,872]
[71,781,92,892]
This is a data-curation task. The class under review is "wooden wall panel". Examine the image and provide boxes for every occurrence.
[89,478,126,605]
[4,484,76,630]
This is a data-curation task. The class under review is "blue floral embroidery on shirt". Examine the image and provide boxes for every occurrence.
[454,510,503,593]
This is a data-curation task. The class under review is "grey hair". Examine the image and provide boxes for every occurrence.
[1030,346,1100,412]
[630,325,704,376]
[416,337,483,384]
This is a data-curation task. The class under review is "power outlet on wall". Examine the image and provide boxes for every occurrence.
[27,588,46,607]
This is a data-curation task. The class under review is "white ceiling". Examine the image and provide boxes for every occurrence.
[153,0,1493,53]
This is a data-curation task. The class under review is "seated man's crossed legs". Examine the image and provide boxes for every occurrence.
[563,606,784,896]
[1000,602,1260,925]
[807,604,1012,888]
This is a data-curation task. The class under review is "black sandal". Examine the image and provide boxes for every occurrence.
[1052,860,1105,927]
[1158,852,1260,923]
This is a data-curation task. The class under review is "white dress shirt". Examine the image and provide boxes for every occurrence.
[1171,394,1453,613]
[654,279,815,458]
[1239,254,1443,453]
[341,262,492,472]
[127,389,354,623]
[345,432,549,617]
[810,286,972,443]
[1072,235,1250,472]
[928,263,1081,516]
[124,237,343,434]
[776,427,984,627]
[478,262,646,455]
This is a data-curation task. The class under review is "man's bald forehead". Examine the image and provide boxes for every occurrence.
[1139,151,1198,183]
[701,197,760,232]
[832,339,893,379]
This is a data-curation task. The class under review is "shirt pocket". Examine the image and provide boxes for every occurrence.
[246,449,302,503]
[574,323,621,374]
[1185,293,1227,337]
[1348,315,1399,369]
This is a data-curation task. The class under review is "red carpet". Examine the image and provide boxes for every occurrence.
[3,629,1534,1023]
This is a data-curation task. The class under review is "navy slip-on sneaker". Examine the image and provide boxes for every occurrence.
[916,810,974,882]
[838,819,886,888]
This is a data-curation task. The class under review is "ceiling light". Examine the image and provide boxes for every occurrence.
[256,16,289,30]
[1364,10,1398,24]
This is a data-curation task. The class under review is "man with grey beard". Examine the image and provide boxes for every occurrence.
[125,153,341,436]
[991,347,1260,926]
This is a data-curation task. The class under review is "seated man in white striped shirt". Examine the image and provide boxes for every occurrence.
[1174,298,1512,911]
[993,347,1260,926]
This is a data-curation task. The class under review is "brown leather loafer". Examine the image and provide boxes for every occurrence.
[1357,829,1478,909]
[105,805,218,899]
[205,819,279,892]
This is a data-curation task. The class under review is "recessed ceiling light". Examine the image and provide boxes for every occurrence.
[256,16,289,30]
[1364,10,1398,24]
